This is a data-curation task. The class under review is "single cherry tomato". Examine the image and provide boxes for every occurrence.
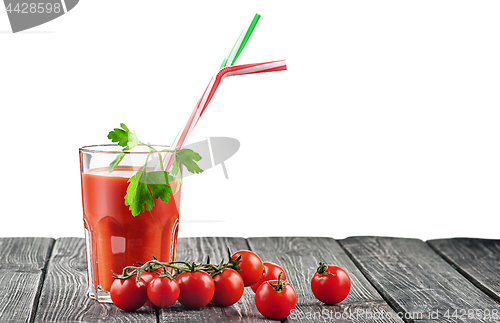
[147,275,180,308]
[311,263,351,304]
[251,262,287,293]
[211,268,244,307]
[110,277,148,311]
[176,270,215,309]
[230,250,264,287]
[255,272,296,320]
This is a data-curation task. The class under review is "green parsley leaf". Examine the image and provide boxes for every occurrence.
[108,123,129,147]
[125,171,155,216]
[146,171,173,204]
[108,123,139,150]
[124,170,176,216]
[176,149,203,174]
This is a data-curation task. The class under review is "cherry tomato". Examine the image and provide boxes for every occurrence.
[251,262,287,293]
[176,270,215,309]
[255,273,296,320]
[311,263,351,304]
[140,271,156,285]
[230,250,264,287]
[211,268,244,307]
[140,271,156,307]
[147,276,180,308]
[110,277,148,311]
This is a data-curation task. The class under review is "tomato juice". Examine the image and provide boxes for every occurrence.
[81,166,180,302]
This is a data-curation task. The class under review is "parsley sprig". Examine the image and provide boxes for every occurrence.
[107,123,203,216]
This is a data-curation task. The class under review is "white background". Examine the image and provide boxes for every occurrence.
[1,1,499,240]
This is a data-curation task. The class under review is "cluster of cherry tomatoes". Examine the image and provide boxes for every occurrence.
[109,249,351,320]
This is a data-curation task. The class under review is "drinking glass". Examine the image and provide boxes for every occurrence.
[79,144,181,303]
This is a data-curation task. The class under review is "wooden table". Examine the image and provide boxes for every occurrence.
[1,236,499,322]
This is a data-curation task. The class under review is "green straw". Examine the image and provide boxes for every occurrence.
[220,13,261,69]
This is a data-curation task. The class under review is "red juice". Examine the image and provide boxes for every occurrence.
[81,166,180,300]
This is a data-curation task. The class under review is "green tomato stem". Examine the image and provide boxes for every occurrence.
[268,271,287,292]
[317,262,336,276]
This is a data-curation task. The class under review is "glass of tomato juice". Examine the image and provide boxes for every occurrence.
[79,144,181,303]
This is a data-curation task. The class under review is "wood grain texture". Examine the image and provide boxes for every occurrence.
[247,237,404,322]
[340,236,500,322]
[427,238,500,303]
[160,237,277,323]
[33,237,156,323]
[0,237,54,323]
[0,237,54,271]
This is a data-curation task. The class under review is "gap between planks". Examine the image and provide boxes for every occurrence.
[29,238,55,323]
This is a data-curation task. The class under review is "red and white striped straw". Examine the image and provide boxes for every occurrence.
[184,60,287,142]
[161,59,286,171]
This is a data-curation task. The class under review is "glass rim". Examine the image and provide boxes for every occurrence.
[79,144,171,154]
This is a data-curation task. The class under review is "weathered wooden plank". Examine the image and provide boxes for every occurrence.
[340,236,500,322]
[160,237,276,323]
[0,237,54,271]
[33,237,156,323]
[428,238,500,303]
[247,237,404,322]
[0,237,54,323]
